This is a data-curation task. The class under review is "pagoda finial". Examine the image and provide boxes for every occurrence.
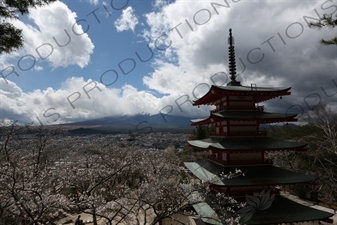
[227,28,241,86]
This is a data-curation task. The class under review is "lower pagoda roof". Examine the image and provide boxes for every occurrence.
[188,136,307,151]
[191,111,297,125]
[191,195,334,225]
[184,161,317,187]
[244,195,334,224]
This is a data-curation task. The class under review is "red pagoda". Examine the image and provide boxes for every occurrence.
[184,29,334,225]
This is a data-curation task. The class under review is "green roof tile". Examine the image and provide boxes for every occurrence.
[184,162,225,185]
[190,195,334,225]
[188,137,306,151]
[244,195,334,224]
[185,161,317,186]
[192,202,223,225]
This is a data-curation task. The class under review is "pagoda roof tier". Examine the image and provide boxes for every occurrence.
[188,136,307,151]
[191,195,333,225]
[184,161,317,187]
[191,111,297,125]
[193,85,291,106]
[244,195,334,224]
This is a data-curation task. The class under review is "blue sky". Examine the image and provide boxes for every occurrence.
[5,0,157,92]
[0,0,336,125]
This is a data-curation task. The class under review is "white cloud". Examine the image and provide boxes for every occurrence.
[114,6,139,32]
[2,1,94,69]
[152,0,170,9]
[1,0,336,124]
[34,66,43,71]
[88,0,99,5]
[0,77,206,125]
[139,0,337,115]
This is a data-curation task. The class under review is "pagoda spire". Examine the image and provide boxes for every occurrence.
[227,28,241,86]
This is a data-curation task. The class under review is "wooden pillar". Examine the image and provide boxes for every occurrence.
[227,120,230,136]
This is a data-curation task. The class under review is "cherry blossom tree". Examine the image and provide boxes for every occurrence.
[0,122,71,224]
[271,103,337,203]
[0,122,243,225]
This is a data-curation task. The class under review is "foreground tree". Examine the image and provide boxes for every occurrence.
[271,103,337,204]
[0,122,243,224]
[65,140,140,225]
[66,138,244,225]
[309,14,337,46]
[0,0,56,54]
[0,122,71,224]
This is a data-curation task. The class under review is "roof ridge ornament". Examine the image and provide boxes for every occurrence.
[227,28,241,86]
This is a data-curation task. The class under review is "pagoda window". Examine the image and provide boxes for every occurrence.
[231,126,256,132]
[222,152,227,161]
[222,102,227,110]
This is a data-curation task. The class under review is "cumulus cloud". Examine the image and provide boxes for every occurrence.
[114,6,139,32]
[140,0,337,116]
[152,0,170,9]
[0,77,207,125]
[2,1,94,69]
[1,0,336,124]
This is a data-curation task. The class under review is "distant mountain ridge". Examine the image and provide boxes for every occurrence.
[61,114,299,135]
[64,114,193,128]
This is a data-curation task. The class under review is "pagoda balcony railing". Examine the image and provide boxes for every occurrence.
[256,105,264,111]
[210,105,264,113]
[207,156,273,166]
[210,108,226,113]
[210,130,267,137]
[207,156,226,165]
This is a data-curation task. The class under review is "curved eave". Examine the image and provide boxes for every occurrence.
[187,137,307,151]
[186,161,317,187]
[244,195,334,224]
[192,202,223,225]
[191,112,298,126]
[184,162,225,186]
[191,195,334,225]
[193,85,292,106]
[193,85,221,106]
